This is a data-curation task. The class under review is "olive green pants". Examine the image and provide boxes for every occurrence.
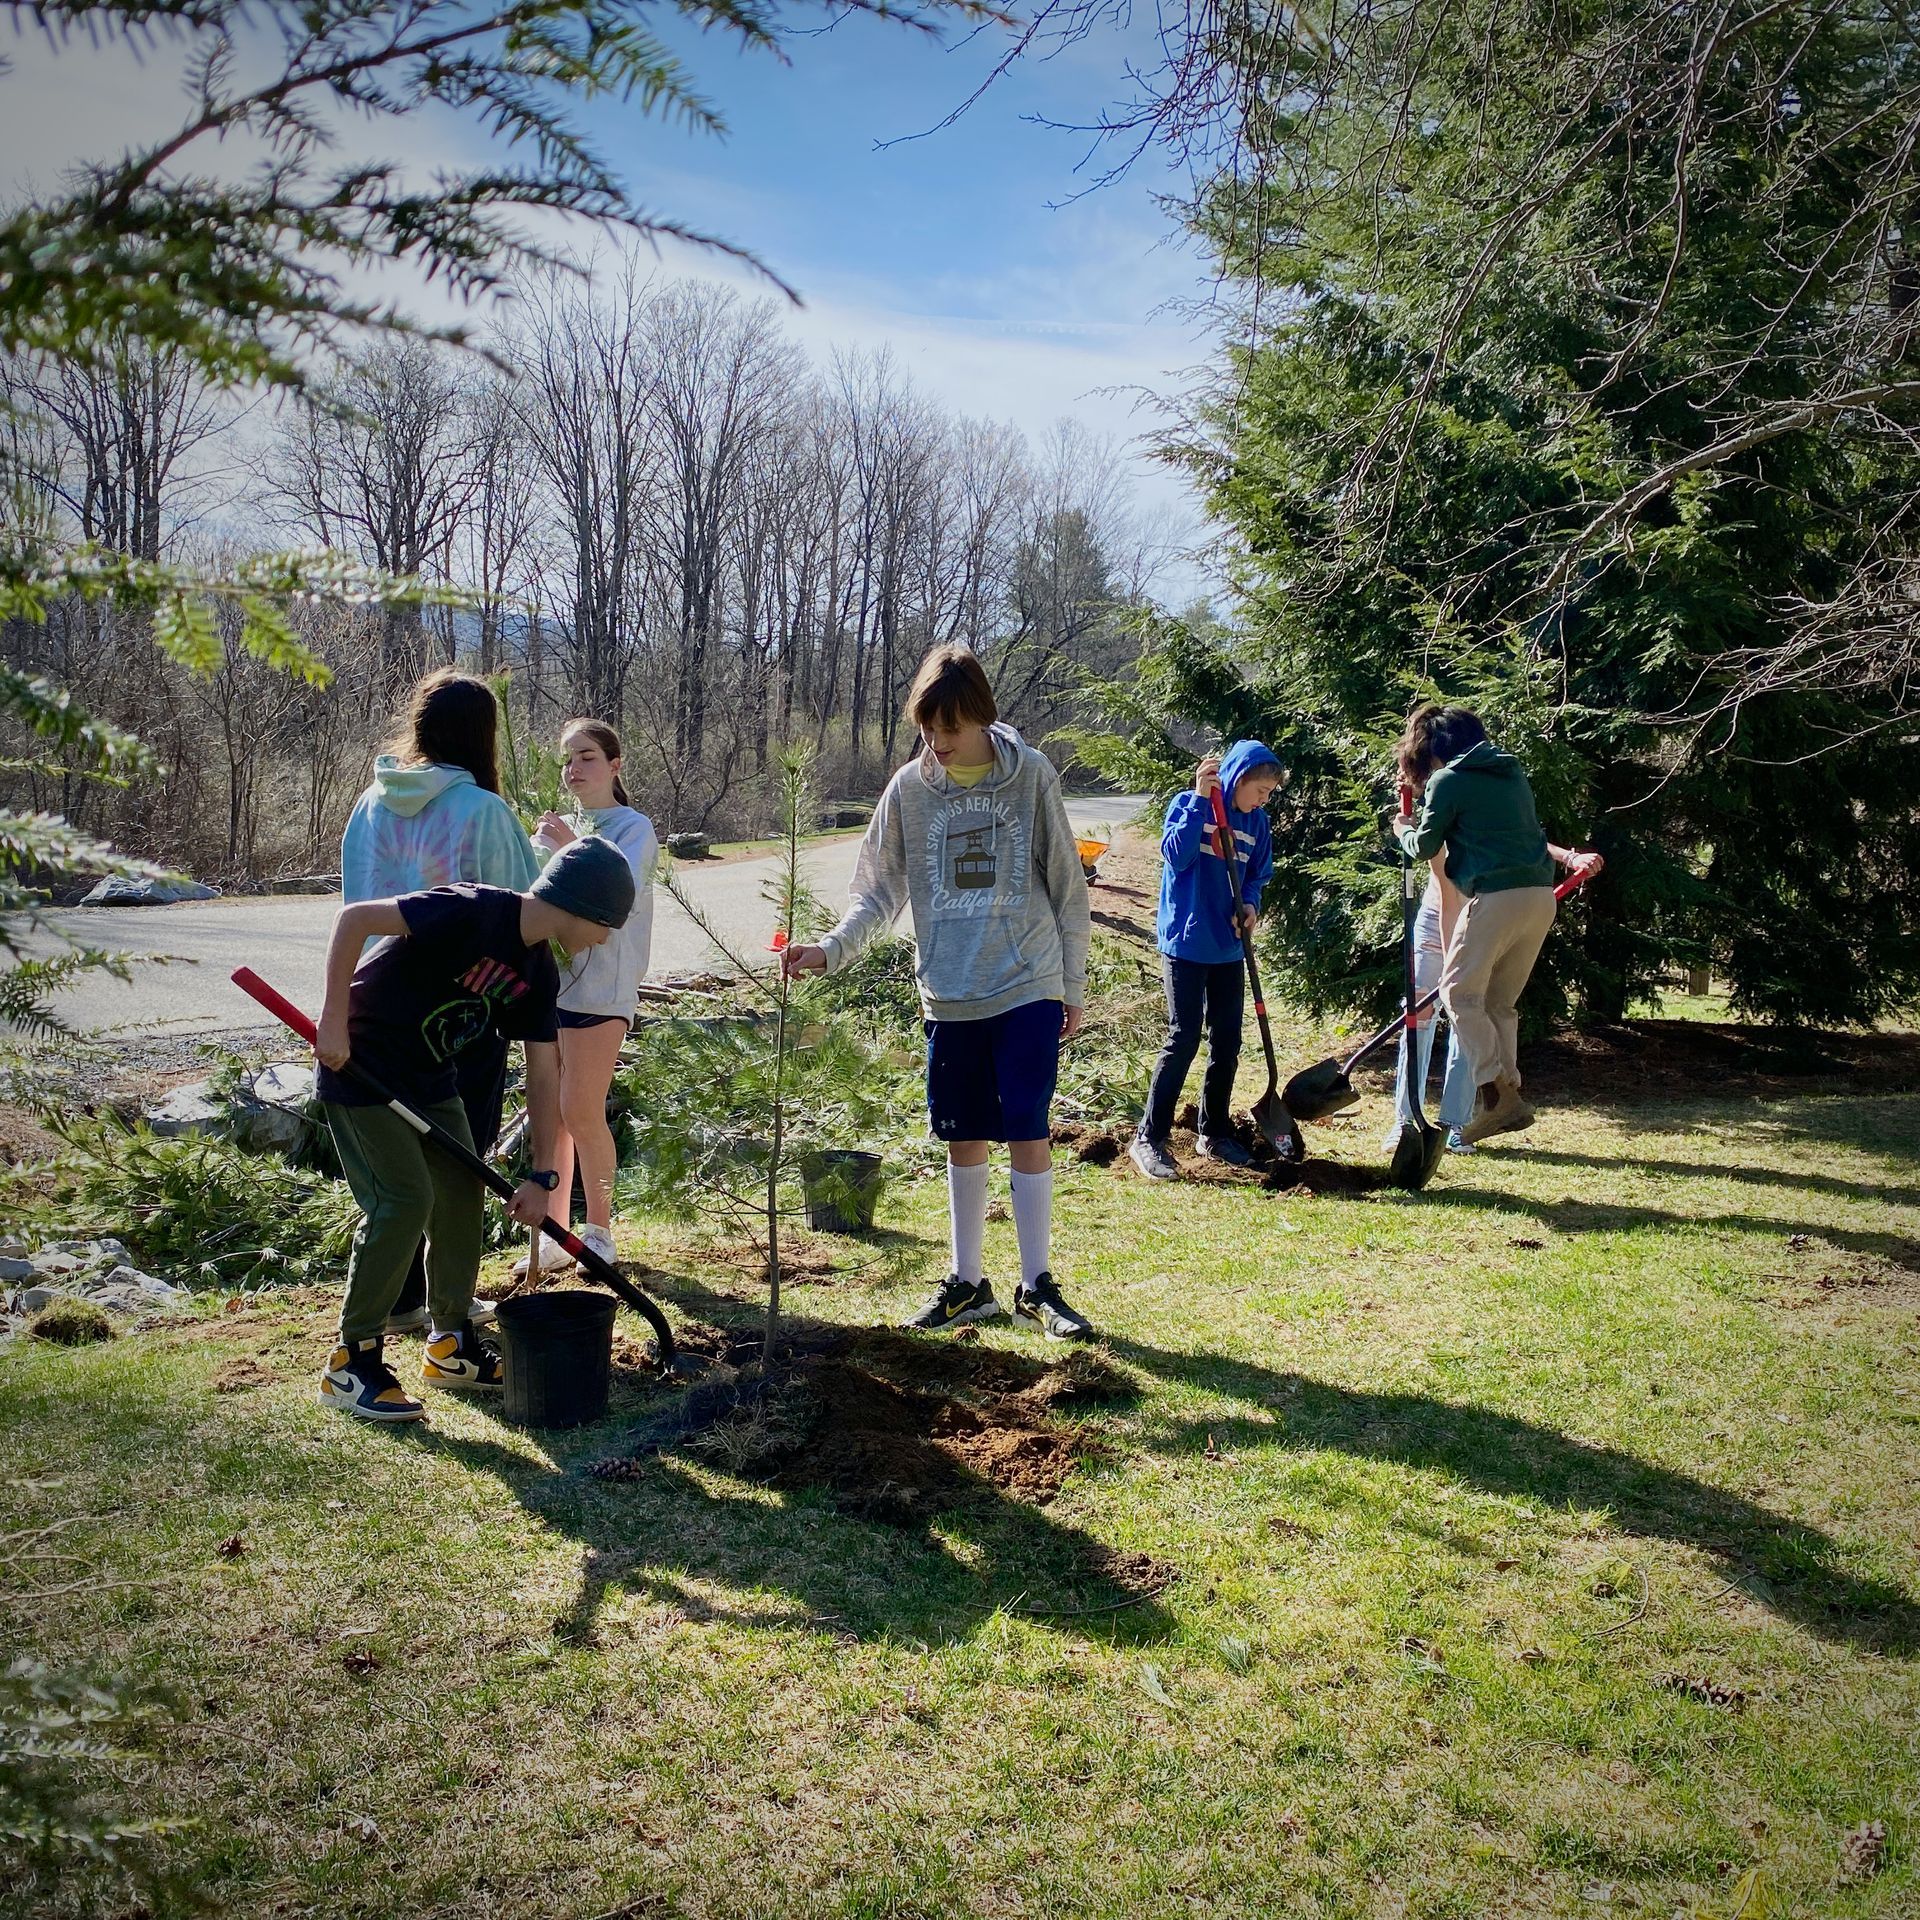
[326,1099,484,1343]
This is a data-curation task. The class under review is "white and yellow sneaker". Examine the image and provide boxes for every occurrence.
[318,1339,425,1423]
[421,1322,503,1390]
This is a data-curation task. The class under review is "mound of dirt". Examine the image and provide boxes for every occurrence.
[1520,1019,1920,1101]
[597,1321,1117,1523]
[1050,1121,1126,1166]
[1084,1546,1181,1598]
[763,1352,1091,1520]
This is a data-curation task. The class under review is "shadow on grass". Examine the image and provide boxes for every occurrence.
[407,1279,1169,1651]
[1425,1180,1920,1274]
[415,1422,1171,1651]
[1498,1141,1920,1208]
[1101,1333,1920,1655]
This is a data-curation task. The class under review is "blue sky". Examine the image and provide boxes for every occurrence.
[575,7,1219,523]
[1,8,1218,550]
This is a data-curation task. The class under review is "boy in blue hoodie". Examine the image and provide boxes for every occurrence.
[1131,742,1285,1181]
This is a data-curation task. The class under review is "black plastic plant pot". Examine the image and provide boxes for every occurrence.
[799,1149,885,1234]
[497,1290,618,1428]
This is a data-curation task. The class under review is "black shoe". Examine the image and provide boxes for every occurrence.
[1196,1133,1252,1166]
[1012,1273,1093,1342]
[904,1275,1006,1333]
[1129,1135,1180,1181]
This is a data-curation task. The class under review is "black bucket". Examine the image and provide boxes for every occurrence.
[799,1149,884,1233]
[497,1290,617,1428]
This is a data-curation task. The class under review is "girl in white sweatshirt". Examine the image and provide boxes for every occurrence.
[518,718,657,1270]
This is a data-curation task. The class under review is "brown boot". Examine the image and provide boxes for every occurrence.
[1460,1074,1530,1145]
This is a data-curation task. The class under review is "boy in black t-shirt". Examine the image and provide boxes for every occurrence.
[312,838,636,1422]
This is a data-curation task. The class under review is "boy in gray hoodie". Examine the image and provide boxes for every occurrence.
[784,644,1094,1339]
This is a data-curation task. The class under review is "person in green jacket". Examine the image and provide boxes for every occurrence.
[1393,704,1572,1144]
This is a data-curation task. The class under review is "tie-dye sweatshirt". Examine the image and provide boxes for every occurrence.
[340,758,540,907]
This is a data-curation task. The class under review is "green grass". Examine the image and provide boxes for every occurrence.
[5,1088,1917,1918]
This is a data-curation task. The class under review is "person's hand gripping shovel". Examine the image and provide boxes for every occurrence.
[1207,782,1306,1165]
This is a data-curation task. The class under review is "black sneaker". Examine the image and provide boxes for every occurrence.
[420,1321,503,1389]
[1012,1273,1093,1342]
[1129,1135,1179,1181]
[1196,1134,1252,1166]
[903,1275,1006,1332]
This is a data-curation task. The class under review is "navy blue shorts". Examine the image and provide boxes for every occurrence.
[556,1009,630,1032]
[925,999,1064,1143]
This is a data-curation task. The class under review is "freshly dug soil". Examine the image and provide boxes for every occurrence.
[599,1322,1121,1524]
[1083,1546,1181,1598]
[1050,1120,1126,1166]
[1076,1108,1385,1197]
[762,1355,1087,1520]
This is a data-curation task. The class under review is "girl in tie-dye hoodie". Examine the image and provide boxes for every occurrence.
[339,671,538,1332]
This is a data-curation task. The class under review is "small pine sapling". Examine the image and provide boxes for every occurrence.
[623,746,887,1367]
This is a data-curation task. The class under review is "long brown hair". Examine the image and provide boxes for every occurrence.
[561,717,630,807]
[389,669,501,794]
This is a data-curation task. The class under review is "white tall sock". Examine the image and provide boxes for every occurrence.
[1009,1168,1053,1289]
[947,1158,989,1284]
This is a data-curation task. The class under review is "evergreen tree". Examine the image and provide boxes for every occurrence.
[1094,0,1920,1025]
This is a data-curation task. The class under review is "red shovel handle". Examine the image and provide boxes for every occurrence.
[1207,780,1232,850]
[233,967,317,1045]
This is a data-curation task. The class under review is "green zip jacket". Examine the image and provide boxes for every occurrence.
[1397,741,1555,896]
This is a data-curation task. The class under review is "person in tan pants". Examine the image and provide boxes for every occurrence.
[1439,883,1559,1134]
[1394,705,1601,1144]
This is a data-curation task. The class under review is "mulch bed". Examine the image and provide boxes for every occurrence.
[1519,1020,1920,1102]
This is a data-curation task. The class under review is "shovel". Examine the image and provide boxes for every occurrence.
[1384,844,1447,1193]
[231,967,676,1367]
[1283,866,1598,1123]
[1207,785,1305,1164]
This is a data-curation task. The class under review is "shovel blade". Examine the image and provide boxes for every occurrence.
[1281,1059,1359,1123]
[1386,1118,1442,1193]
[1252,1089,1307,1164]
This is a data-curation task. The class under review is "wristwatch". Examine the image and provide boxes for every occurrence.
[527,1168,560,1191]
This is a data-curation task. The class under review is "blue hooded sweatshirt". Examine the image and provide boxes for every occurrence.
[1155,740,1283,965]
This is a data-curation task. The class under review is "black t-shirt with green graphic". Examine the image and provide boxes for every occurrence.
[317,885,560,1109]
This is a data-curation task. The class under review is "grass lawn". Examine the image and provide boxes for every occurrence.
[7,1088,1917,1916]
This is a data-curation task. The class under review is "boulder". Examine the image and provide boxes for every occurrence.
[230,1063,318,1152]
[41,1237,136,1266]
[90,1265,184,1302]
[144,1080,226,1138]
[665,831,711,859]
[80,874,220,905]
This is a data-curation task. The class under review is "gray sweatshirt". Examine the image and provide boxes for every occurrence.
[819,723,1091,1021]
[552,806,658,1018]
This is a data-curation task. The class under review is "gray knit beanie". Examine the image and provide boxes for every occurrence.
[530,835,634,928]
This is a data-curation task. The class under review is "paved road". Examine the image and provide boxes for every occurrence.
[28,795,1148,1039]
